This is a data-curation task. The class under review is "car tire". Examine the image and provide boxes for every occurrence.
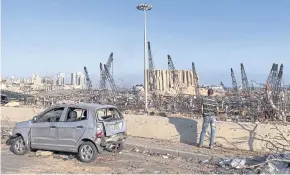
[78,141,98,163]
[11,136,26,155]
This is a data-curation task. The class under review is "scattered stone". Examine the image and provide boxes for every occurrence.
[162,155,168,159]
[64,154,75,160]
[27,152,37,157]
[154,170,161,174]
[53,154,74,160]
[53,154,66,159]
[35,151,53,157]
[187,157,194,163]
[132,148,140,153]
[199,159,209,164]
[176,157,183,161]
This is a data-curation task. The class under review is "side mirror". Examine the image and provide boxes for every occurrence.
[32,116,37,123]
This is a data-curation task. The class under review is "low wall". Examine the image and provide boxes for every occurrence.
[1,107,42,121]
[1,107,289,152]
[125,114,198,144]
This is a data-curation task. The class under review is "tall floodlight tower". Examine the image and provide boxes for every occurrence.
[136,3,152,112]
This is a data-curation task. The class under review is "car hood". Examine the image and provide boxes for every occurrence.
[15,120,32,128]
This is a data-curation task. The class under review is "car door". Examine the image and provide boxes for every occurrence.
[30,107,66,150]
[57,107,87,151]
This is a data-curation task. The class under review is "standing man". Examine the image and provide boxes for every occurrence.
[199,89,219,149]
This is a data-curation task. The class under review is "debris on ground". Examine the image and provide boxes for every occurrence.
[127,136,262,158]
[1,119,14,145]
[131,148,140,153]
[199,157,214,165]
[52,153,75,161]
[35,151,53,157]
[130,147,177,160]
[218,152,290,174]
[219,158,246,169]
[1,128,12,144]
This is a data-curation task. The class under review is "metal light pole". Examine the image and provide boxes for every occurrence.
[136,3,152,112]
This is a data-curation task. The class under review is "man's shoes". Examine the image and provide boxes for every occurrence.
[209,145,215,149]
[198,144,203,148]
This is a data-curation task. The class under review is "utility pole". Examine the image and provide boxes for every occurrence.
[136,3,152,112]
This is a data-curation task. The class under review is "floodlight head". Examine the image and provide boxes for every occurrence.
[136,3,152,11]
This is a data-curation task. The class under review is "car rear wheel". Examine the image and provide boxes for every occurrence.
[78,141,98,163]
[11,136,26,155]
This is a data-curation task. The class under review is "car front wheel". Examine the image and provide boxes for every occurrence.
[78,141,98,163]
[11,136,26,155]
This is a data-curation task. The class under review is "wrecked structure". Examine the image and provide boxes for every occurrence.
[146,69,197,95]
[146,42,199,96]
[6,41,290,122]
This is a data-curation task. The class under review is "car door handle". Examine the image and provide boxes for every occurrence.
[50,126,56,128]
[77,125,84,128]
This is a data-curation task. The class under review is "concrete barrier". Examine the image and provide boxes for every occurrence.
[1,106,42,121]
[125,114,198,144]
[1,106,289,152]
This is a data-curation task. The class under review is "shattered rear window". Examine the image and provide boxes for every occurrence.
[95,108,122,121]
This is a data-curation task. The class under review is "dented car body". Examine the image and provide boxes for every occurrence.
[10,103,127,162]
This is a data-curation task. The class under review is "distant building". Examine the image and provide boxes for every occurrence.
[31,74,42,85]
[57,72,65,86]
[42,76,53,85]
[8,76,15,84]
[146,69,197,95]
[20,78,27,83]
[76,72,85,88]
[71,73,77,85]
[211,85,223,91]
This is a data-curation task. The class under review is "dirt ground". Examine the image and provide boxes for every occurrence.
[0,107,274,173]
[0,120,222,174]
[1,119,259,159]
[1,146,223,174]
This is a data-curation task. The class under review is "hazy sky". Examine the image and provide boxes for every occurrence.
[2,0,290,87]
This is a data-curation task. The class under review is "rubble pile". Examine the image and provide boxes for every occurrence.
[217,153,290,174]
[3,62,290,122]
[1,122,13,145]
[12,85,289,123]
[1,127,12,145]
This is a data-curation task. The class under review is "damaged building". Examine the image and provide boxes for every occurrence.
[146,69,198,95]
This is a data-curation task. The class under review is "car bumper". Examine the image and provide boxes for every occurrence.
[100,132,127,146]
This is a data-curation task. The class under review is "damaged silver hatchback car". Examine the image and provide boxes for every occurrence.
[9,103,127,163]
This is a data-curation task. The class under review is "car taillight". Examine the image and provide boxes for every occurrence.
[96,127,104,138]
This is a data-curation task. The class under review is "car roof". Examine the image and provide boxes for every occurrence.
[54,103,116,110]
